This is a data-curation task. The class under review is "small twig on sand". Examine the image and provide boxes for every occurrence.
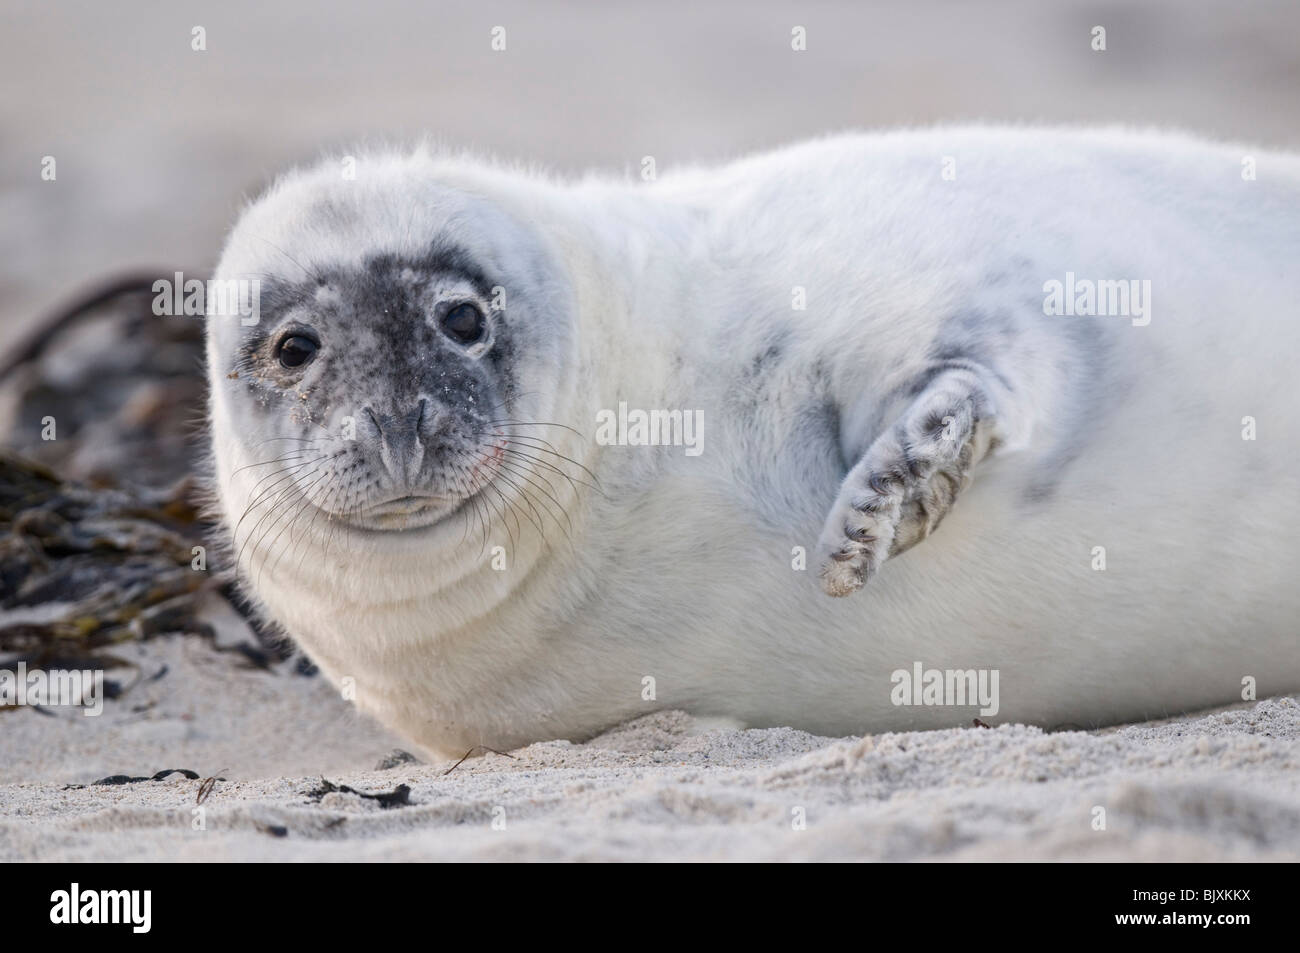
[196,768,229,805]
[443,746,517,776]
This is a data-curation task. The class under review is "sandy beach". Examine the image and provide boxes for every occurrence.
[2,628,1296,862]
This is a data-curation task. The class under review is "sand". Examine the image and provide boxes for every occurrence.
[2,630,1296,862]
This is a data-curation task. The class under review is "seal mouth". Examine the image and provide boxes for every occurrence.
[348,493,456,531]
[309,439,510,535]
[368,494,443,515]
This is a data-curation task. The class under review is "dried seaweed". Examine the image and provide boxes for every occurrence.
[304,778,412,809]
[0,277,304,704]
[0,276,206,490]
[0,452,217,663]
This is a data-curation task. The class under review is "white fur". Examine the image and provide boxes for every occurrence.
[209,127,1300,757]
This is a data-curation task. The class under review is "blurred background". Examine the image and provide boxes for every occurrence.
[2,0,1299,355]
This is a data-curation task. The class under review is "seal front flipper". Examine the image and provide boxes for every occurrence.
[817,364,1004,596]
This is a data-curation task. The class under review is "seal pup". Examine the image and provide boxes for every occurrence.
[206,127,1300,757]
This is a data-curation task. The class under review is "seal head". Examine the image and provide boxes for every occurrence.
[206,153,573,545]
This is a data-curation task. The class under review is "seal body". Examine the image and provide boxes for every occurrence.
[207,128,1300,757]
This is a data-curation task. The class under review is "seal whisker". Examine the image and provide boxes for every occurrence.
[244,436,321,448]
[238,461,316,508]
[483,465,549,541]
[232,457,326,542]
[238,462,328,575]
[469,474,519,553]
[482,429,571,458]
[483,433,602,488]
[499,447,600,491]
[238,469,319,573]
[319,483,358,568]
[486,483,522,553]
[493,457,574,538]
[466,475,492,558]
[231,465,318,552]
[294,476,345,578]
[493,450,571,515]
[485,418,589,442]
[230,451,315,477]
[499,444,603,496]
[448,456,489,556]
[257,468,334,586]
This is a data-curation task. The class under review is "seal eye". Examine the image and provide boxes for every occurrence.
[441,302,486,345]
[276,334,319,369]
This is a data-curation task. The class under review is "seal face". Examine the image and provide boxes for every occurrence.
[228,252,509,533]
[207,132,1300,757]
[208,164,574,580]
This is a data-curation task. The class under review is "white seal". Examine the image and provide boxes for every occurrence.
[206,128,1300,757]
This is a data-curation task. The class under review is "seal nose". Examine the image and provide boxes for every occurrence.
[365,399,427,487]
